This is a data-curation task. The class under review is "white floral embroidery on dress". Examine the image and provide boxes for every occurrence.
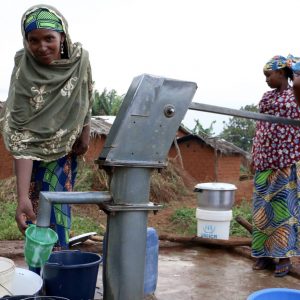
[30,85,47,110]
[16,68,20,80]
[61,77,78,97]
[10,130,33,152]
[66,126,80,152]
[41,129,67,154]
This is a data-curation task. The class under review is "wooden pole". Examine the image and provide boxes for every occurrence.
[159,234,251,247]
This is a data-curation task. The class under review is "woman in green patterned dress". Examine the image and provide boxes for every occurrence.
[251,55,300,277]
[1,4,93,253]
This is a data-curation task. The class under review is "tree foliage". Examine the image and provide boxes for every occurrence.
[92,88,123,116]
[192,119,216,137]
[219,104,258,152]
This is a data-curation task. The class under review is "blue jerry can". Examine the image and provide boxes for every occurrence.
[144,227,159,296]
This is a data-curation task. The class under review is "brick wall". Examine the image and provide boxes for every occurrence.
[217,155,242,183]
[234,179,254,203]
[0,136,14,179]
[84,135,106,163]
[169,139,242,184]
[176,128,189,138]
[169,139,216,182]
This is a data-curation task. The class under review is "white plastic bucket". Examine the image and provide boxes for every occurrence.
[11,267,43,296]
[0,257,15,297]
[196,208,232,240]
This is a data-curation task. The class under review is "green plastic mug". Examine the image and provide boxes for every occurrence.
[24,224,58,268]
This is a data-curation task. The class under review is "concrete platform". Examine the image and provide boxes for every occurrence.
[95,245,300,299]
[6,242,300,300]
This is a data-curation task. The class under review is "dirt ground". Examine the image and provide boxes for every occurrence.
[71,192,197,237]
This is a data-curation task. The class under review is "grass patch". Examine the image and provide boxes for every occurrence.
[170,207,197,236]
[74,160,109,192]
[0,201,23,240]
[230,200,252,237]
[71,215,104,236]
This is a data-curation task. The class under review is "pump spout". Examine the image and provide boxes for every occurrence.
[36,191,112,227]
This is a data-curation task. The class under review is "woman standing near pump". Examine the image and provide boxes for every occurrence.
[251,55,300,277]
[1,4,93,252]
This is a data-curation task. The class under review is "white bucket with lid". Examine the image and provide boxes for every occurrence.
[0,257,15,297]
[194,182,237,210]
[196,208,232,240]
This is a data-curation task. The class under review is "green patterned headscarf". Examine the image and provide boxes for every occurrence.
[24,8,63,34]
[1,4,93,161]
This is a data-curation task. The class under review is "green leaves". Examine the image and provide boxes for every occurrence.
[92,88,124,116]
[219,104,258,152]
[192,120,216,137]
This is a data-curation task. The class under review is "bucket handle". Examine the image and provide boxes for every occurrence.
[44,262,63,267]
[45,250,82,267]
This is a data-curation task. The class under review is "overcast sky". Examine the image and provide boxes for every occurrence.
[1,0,300,133]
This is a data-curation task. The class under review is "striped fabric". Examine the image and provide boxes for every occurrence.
[29,154,77,248]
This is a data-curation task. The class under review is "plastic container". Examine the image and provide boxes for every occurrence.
[43,250,102,300]
[144,227,159,296]
[102,227,159,296]
[25,224,58,268]
[2,297,69,300]
[196,208,232,240]
[23,297,69,300]
[8,267,43,297]
[0,257,15,297]
[247,288,300,300]
[194,182,237,210]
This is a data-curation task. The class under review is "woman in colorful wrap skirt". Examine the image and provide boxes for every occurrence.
[251,55,300,277]
[1,5,93,254]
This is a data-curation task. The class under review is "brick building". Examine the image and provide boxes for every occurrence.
[169,129,250,183]
[169,126,253,202]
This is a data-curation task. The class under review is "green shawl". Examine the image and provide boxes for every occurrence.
[2,4,93,161]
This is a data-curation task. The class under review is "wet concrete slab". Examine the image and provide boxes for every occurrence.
[155,246,300,300]
[9,245,300,300]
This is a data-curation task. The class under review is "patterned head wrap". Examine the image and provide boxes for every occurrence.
[24,8,64,34]
[286,54,300,75]
[263,55,288,71]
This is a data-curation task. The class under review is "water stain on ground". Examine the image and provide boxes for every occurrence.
[155,247,299,300]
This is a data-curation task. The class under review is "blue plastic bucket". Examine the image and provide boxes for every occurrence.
[43,250,102,300]
[247,288,300,300]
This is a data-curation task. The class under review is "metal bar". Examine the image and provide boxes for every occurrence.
[36,191,112,227]
[103,167,152,300]
[189,102,300,126]
[99,201,163,212]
